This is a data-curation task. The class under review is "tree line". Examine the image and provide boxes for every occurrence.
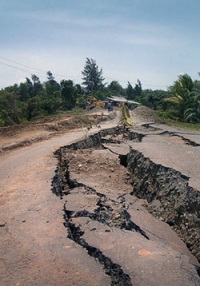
[0,57,200,126]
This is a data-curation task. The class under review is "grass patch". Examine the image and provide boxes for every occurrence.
[156,111,200,132]
[28,108,87,124]
[57,108,86,116]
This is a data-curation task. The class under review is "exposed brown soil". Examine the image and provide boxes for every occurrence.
[0,109,116,152]
[131,105,158,123]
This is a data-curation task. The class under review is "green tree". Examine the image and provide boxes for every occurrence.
[43,92,61,114]
[140,89,171,110]
[134,79,142,97]
[31,74,43,96]
[26,73,61,120]
[106,81,125,96]
[45,71,61,96]
[18,82,29,102]
[0,90,24,125]
[60,80,78,110]
[18,75,43,102]
[165,74,194,119]
[126,82,135,100]
[82,58,105,93]
[75,84,86,108]
[27,96,43,120]
[126,80,142,100]
[27,90,62,120]
[4,83,19,94]
[184,88,200,122]
[25,77,34,98]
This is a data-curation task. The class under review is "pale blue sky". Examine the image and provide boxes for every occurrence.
[0,0,199,90]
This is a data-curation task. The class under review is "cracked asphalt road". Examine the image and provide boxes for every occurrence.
[130,123,200,191]
[0,115,200,285]
[53,140,199,285]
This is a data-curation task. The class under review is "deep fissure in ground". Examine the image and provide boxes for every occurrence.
[52,127,200,280]
[53,127,137,285]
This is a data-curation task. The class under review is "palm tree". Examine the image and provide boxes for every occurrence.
[184,88,200,122]
[164,74,194,120]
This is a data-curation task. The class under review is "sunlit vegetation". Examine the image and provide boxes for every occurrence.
[0,58,200,128]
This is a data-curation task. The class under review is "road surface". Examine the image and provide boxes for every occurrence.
[0,119,199,285]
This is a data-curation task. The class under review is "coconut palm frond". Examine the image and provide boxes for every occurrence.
[164,94,182,104]
[184,106,200,122]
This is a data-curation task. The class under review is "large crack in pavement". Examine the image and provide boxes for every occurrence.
[65,212,132,286]
[53,150,148,284]
[127,148,200,262]
[125,125,200,264]
[61,170,149,240]
[52,127,200,285]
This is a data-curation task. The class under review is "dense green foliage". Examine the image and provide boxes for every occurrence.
[0,57,200,126]
[82,58,105,93]
[126,80,142,100]
[164,74,200,122]
[140,89,172,110]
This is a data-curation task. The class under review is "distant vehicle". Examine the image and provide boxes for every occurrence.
[86,96,105,110]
